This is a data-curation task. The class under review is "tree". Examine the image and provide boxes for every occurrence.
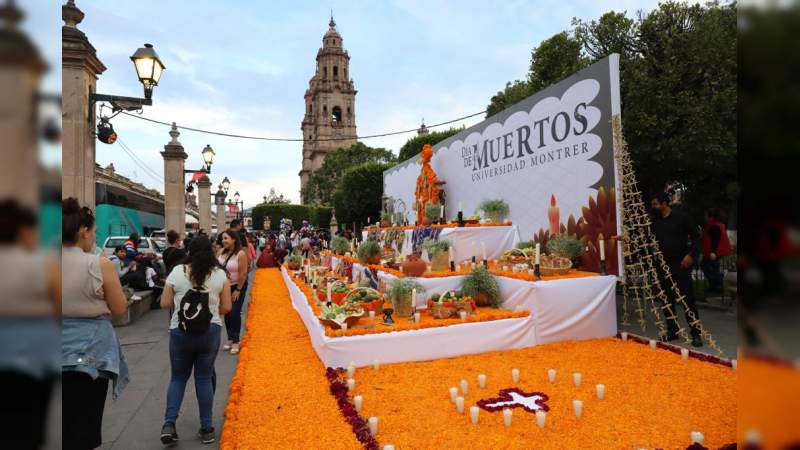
[263,187,290,205]
[332,161,394,228]
[486,32,587,118]
[397,127,464,163]
[303,142,396,205]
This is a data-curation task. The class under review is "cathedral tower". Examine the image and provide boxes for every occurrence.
[299,16,357,203]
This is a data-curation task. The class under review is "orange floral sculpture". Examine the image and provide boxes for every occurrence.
[414,144,440,224]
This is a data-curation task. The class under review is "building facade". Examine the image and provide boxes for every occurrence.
[299,16,357,202]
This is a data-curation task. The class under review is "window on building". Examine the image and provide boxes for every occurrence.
[333,66,338,79]
[332,106,342,124]
[344,68,347,80]
[323,67,327,79]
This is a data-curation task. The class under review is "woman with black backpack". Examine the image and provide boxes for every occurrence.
[159,236,231,445]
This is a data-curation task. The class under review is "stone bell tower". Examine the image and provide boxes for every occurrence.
[299,15,357,203]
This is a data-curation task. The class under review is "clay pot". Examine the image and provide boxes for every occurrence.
[381,219,391,228]
[422,216,432,226]
[401,255,427,277]
[474,291,491,307]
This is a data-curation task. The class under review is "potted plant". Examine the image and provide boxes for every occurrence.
[357,240,382,265]
[386,278,424,317]
[461,265,502,308]
[287,254,303,271]
[478,199,510,224]
[546,234,584,262]
[330,236,350,256]
[380,211,392,228]
[422,239,452,272]
[424,203,442,226]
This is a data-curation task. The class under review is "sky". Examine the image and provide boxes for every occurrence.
[37,0,666,206]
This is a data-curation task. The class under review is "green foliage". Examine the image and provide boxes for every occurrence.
[286,254,303,266]
[546,234,585,259]
[356,240,381,263]
[478,199,510,221]
[333,161,395,230]
[421,238,451,256]
[486,80,535,118]
[397,127,464,163]
[517,240,537,250]
[424,203,442,221]
[330,236,350,255]
[303,142,396,205]
[460,266,502,308]
[387,278,425,302]
[251,204,332,231]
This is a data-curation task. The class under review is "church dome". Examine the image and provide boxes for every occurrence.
[323,17,341,45]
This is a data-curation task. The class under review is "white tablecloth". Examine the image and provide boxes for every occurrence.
[363,226,521,262]
[293,259,618,367]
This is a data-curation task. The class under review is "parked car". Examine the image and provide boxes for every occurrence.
[102,236,164,259]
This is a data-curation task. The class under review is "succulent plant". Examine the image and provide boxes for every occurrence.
[517,240,537,250]
[425,203,443,221]
[546,234,585,260]
[460,265,502,308]
[421,238,451,256]
[357,240,382,263]
[330,236,350,255]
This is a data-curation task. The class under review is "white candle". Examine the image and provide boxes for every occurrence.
[414,312,421,323]
[528,268,535,276]
[503,408,513,427]
[732,359,737,371]
[596,384,605,400]
[459,310,467,321]
[536,410,546,429]
[449,387,458,403]
[470,406,479,424]
[691,431,704,445]
[460,379,469,395]
[649,339,657,349]
[547,369,556,383]
[347,364,355,378]
[481,242,486,261]
[449,249,454,266]
[341,322,348,331]
[354,395,363,412]
[478,374,487,389]
[512,368,520,383]
[347,378,356,392]
[535,243,541,265]
[573,400,583,418]
[440,205,444,220]
[471,262,476,270]
[373,359,380,370]
[599,237,606,261]
[383,446,395,450]
[681,348,690,360]
[455,396,465,414]
[573,372,582,387]
[369,310,375,320]
[621,332,628,341]
[412,288,417,309]
[368,417,378,436]
[458,202,463,213]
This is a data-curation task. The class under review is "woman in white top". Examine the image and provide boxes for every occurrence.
[159,236,231,445]
[216,229,247,355]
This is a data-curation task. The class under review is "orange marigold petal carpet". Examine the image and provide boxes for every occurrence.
[220,269,361,450]
[350,338,736,450]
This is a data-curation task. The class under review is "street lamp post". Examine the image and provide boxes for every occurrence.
[231,191,244,220]
[89,43,165,117]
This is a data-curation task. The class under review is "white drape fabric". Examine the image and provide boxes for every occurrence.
[363,226,521,262]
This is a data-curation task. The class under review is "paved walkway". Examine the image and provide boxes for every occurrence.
[61,273,735,450]
[99,272,253,450]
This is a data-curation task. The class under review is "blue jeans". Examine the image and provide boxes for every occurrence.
[164,324,221,430]
[224,280,247,343]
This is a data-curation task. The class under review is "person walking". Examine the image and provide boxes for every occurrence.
[650,192,703,347]
[701,208,732,293]
[162,230,186,277]
[217,229,248,355]
[159,236,231,445]
[61,198,129,450]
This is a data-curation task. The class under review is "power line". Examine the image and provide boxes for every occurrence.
[116,138,164,183]
[119,110,485,142]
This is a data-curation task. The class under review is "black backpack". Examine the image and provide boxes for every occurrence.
[177,266,212,334]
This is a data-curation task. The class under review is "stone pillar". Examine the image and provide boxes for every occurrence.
[61,0,106,210]
[197,175,212,233]
[161,123,187,235]
[0,2,46,207]
[216,203,226,233]
[329,208,338,235]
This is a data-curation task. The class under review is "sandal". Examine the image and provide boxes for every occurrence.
[223,341,232,351]
[230,344,240,355]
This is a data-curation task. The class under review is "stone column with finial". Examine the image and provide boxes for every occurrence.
[61,0,106,210]
[0,0,47,207]
[215,186,226,233]
[196,175,212,234]
[329,208,338,235]
[161,123,188,235]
